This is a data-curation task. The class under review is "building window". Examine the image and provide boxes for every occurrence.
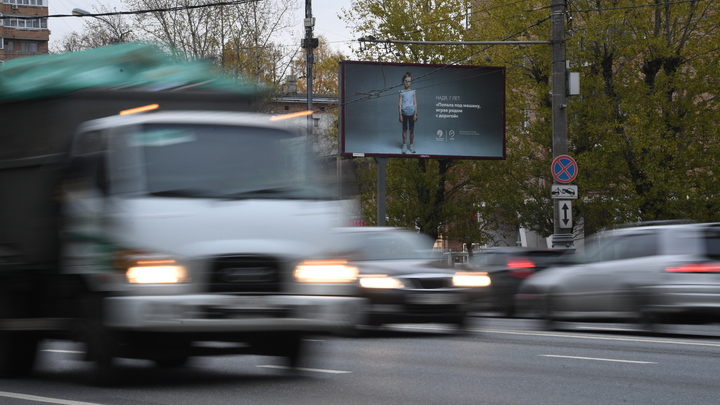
[5,0,47,6]
[21,41,37,53]
[6,41,14,51]
[4,18,47,29]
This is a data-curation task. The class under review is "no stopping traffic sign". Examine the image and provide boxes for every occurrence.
[551,155,578,183]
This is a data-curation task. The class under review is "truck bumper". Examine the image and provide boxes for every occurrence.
[104,295,367,333]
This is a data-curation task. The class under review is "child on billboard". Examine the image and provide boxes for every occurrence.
[398,72,418,154]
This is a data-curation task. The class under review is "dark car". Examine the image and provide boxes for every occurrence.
[464,247,568,317]
[333,227,490,334]
[516,222,720,330]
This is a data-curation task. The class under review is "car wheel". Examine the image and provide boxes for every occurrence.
[451,313,472,335]
[497,298,516,318]
[638,303,668,335]
[281,332,305,369]
[540,294,561,331]
[252,332,307,369]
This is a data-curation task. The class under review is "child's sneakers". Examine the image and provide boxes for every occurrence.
[409,144,415,153]
[402,144,408,154]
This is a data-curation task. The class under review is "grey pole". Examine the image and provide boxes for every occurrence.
[375,158,388,226]
[550,0,574,249]
[303,1,316,140]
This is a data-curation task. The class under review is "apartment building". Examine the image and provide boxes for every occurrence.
[0,0,49,62]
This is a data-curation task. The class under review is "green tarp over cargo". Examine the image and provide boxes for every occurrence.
[0,43,268,101]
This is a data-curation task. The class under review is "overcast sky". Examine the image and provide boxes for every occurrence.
[48,0,357,53]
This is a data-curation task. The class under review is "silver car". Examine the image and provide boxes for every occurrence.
[516,222,720,329]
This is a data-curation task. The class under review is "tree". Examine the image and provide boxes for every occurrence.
[460,0,720,236]
[122,0,299,86]
[566,0,720,234]
[343,0,720,247]
[341,0,470,64]
[51,6,137,53]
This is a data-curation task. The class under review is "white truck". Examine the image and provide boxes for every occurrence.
[0,44,363,384]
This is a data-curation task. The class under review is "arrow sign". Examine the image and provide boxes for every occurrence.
[559,200,572,228]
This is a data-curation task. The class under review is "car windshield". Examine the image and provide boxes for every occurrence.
[471,250,566,267]
[130,123,328,199]
[342,231,435,261]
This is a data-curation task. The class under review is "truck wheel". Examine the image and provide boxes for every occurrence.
[0,292,38,378]
[0,332,38,378]
[83,321,119,386]
[155,356,189,368]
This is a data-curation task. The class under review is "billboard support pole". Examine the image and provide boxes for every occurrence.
[302,0,317,140]
[374,157,388,226]
[549,0,574,249]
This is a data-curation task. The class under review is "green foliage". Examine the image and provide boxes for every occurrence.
[345,0,720,245]
[566,0,720,234]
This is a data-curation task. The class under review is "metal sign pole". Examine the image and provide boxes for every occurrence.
[550,0,574,249]
[375,157,388,226]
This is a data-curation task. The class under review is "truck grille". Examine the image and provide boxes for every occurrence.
[209,255,282,293]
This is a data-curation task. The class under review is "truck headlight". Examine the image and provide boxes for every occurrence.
[452,272,491,287]
[294,260,358,283]
[127,260,187,284]
[116,251,188,284]
[359,275,404,289]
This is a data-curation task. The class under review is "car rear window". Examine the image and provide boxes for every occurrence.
[702,226,720,258]
[525,251,566,266]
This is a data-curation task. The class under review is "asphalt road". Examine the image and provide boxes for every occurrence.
[1,316,720,405]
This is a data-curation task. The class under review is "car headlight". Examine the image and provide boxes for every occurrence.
[294,260,358,283]
[116,251,188,284]
[452,272,491,287]
[359,275,404,289]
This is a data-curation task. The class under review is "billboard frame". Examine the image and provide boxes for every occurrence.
[339,60,506,160]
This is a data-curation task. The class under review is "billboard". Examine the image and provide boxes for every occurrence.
[340,61,505,160]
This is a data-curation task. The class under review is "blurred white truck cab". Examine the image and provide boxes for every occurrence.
[0,44,363,384]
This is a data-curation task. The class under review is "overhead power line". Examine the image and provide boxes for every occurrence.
[568,0,705,13]
[44,0,262,19]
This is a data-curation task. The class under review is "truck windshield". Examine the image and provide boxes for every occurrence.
[131,123,326,199]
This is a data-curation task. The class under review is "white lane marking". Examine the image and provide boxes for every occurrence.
[540,354,657,364]
[392,324,720,348]
[257,365,352,374]
[482,329,720,348]
[42,349,83,354]
[575,326,634,332]
[0,391,104,405]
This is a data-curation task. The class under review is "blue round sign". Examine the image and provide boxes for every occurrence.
[551,155,578,183]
